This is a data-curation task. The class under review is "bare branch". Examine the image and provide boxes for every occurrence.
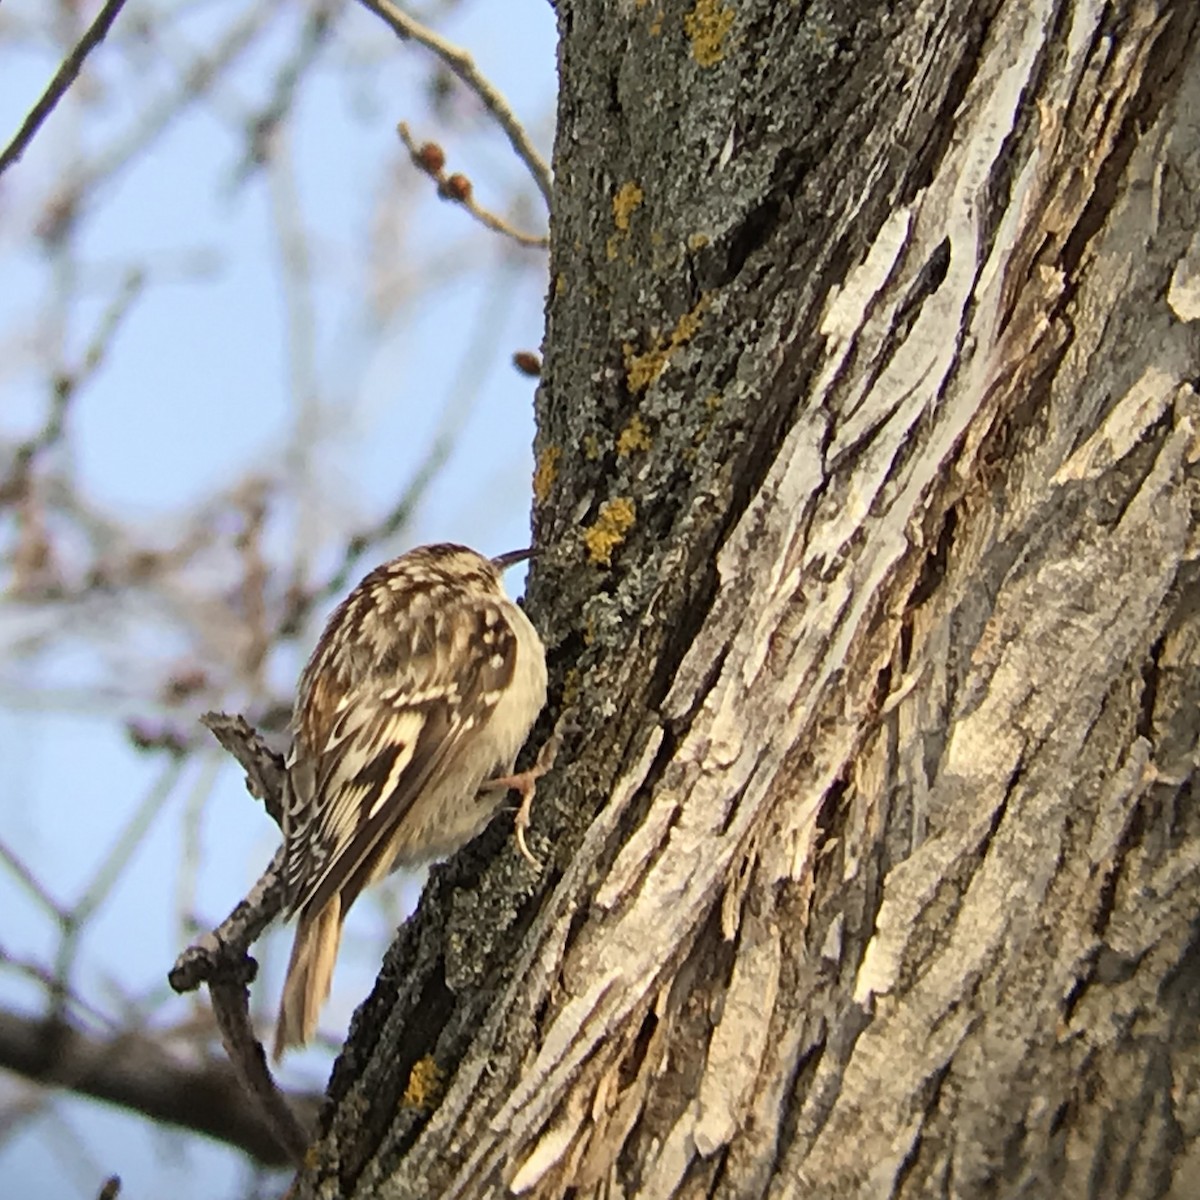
[166,851,299,1162]
[199,711,287,826]
[209,978,310,1164]
[232,1,339,184]
[169,717,286,1006]
[167,712,308,1159]
[356,0,553,208]
[75,760,185,926]
[168,850,285,995]
[0,1010,318,1167]
[0,840,65,921]
[0,0,130,179]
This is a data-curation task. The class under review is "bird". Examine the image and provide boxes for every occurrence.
[273,543,548,1059]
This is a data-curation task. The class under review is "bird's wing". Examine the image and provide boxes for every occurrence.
[281,591,517,920]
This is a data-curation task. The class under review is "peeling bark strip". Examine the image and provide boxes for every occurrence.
[292,2,1200,1197]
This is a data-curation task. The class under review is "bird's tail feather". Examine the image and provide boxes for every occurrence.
[273,896,342,1061]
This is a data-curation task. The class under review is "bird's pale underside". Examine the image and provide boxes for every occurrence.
[273,543,547,1058]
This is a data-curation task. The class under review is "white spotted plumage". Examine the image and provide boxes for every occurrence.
[273,543,547,1058]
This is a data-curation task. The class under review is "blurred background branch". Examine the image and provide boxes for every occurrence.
[0,0,129,177]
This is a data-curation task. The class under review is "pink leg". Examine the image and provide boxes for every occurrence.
[480,732,561,866]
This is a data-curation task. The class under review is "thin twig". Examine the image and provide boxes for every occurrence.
[397,123,549,249]
[2,264,137,488]
[356,0,553,209]
[231,0,339,184]
[174,754,222,953]
[169,715,286,989]
[64,2,278,207]
[47,760,184,1020]
[0,943,117,1032]
[267,129,323,594]
[167,713,307,1159]
[209,977,309,1163]
[277,404,466,637]
[0,840,66,920]
[0,0,130,178]
[75,269,146,387]
[75,759,185,926]
[168,848,285,994]
[200,711,287,825]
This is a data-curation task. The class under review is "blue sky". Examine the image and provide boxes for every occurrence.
[0,1,557,1195]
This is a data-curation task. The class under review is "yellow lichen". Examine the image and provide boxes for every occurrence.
[688,232,710,251]
[533,445,561,505]
[617,414,652,455]
[684,0,735,67]
[403,1056,444,1109]
[622,296,709,393]
[623,343,668,393]
[583,498,636,566]
[612,181,644,232]
[583,432,602,461]
[674,304,704,341]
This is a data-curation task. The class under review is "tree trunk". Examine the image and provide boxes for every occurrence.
[292,1,1200,1196]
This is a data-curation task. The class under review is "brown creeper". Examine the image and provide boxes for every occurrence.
[273,543,548,1058]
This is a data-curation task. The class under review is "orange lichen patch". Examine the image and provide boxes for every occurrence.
[623,297,708,393]
[684,0,734,67]
[533,445,561,505]
[403,1056,445,1109]
[583,498,636,566]
[623,343,668,392]
[677,303,705,339]
[607,181,646,260]
[617,414,652,455]
[612,181,645,232]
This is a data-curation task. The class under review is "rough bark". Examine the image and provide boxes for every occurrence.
[291,1,1200,1196]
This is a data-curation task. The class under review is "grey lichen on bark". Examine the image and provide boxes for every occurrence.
[291,1,1200,1197]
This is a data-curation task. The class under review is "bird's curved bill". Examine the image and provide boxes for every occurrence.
[492,547,536,571]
